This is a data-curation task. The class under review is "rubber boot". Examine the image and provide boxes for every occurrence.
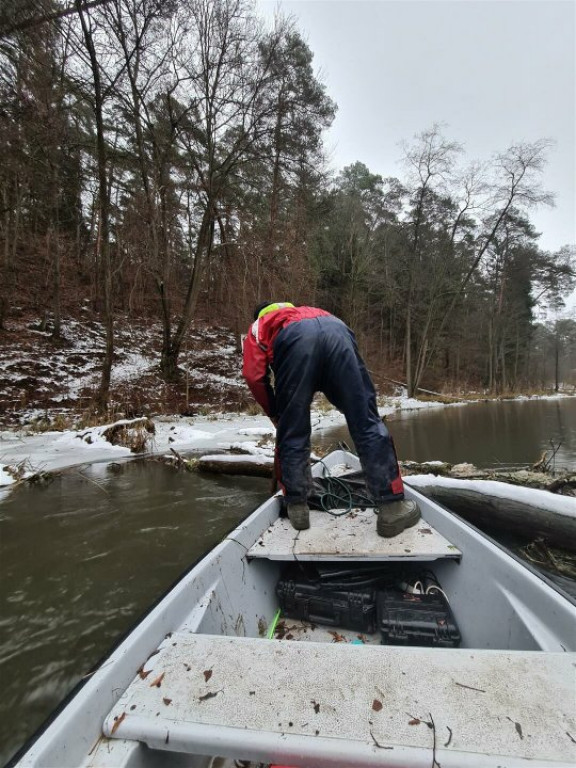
[287,502,310,531]
[377,499,421,538]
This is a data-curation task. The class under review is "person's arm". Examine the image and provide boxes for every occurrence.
[242,330,277,421]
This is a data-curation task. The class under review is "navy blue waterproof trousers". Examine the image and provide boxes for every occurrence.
[273,315,403,506]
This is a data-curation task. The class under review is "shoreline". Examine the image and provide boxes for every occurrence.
[1,393,573,494]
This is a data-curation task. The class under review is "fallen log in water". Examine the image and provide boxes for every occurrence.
[400,460,576,494]
[406,474,576,552]
[196,454,576,491]
[197,454,274,478]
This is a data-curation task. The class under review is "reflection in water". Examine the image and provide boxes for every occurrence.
[0,463,269,766]
[315,398,576,470]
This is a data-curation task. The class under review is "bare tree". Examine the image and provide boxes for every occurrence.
[156,0,284,379]
[102,0,183,370]
[400,129,554,396]
[72,0,115,410]
[399,124,464,396]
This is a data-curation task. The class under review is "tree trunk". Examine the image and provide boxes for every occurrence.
[268,103,284,256]
[405,301,413,398]
[49,161,62,339]
[0,186,10,330]
[47,218,62,339]
[555,331,560,392]
[76,0,113,412]
[52,234,62,338]
[197,455,274,477]
[160,206,213,380]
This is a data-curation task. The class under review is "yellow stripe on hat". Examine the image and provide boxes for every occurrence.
[257,302,295,319]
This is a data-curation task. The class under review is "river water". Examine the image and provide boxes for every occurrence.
[1,397,575,765]
[316,396,576,471]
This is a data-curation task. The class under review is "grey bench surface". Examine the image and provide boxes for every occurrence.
[104,633,575,766]
[247,509,461,561]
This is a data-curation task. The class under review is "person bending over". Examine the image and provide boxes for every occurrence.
[242,301,420,537]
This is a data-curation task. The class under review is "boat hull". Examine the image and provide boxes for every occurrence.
[13,451,576,768]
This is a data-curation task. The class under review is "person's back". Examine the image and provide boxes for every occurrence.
[242,302,420,536]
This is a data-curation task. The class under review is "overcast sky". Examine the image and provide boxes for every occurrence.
[257,0,575,263]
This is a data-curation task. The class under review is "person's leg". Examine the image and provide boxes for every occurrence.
[273,319,320,528]
[319,318,420,536]
[319,318,400,498]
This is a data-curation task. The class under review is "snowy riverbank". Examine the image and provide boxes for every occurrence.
[1,392,573,495]
[0,394,458,491]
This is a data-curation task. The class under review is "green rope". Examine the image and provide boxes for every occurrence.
[266,608,282,639]
[315,460,374,515]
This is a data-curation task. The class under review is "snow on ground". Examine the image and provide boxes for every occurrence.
[0,316,248,424]
[237,427,275,436]
[0,465,15,487]
[0,421,139,484]
[1,388,573,494]
[0,395,455,492]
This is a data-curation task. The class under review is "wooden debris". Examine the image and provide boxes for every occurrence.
[400,460,576,494]
[197,454,274,478]
[102,418,155,453]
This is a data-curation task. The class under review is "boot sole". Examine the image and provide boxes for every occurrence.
[377,504,421,538]
[288,515,310,530]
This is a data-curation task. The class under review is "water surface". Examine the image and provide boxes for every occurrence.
[318,397,576,471]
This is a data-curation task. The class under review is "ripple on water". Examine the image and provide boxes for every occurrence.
[0,463,274,764]
[22,669,79,707]
[81,551,111,562]
[138,526,180,533]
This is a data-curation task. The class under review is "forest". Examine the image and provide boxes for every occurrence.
[1,0,575,414]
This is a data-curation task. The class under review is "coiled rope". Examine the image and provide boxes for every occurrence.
[312,460,375,516]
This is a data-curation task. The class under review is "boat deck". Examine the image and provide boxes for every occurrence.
[104,632,576,766]
[247,508,461,561]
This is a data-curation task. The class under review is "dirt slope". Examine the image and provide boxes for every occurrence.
[0,316,251,429]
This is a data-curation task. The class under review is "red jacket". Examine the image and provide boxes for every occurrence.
[242,305,330,418]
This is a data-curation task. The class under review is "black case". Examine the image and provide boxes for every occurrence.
[377,589,461,648]
[276,567,378,633]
